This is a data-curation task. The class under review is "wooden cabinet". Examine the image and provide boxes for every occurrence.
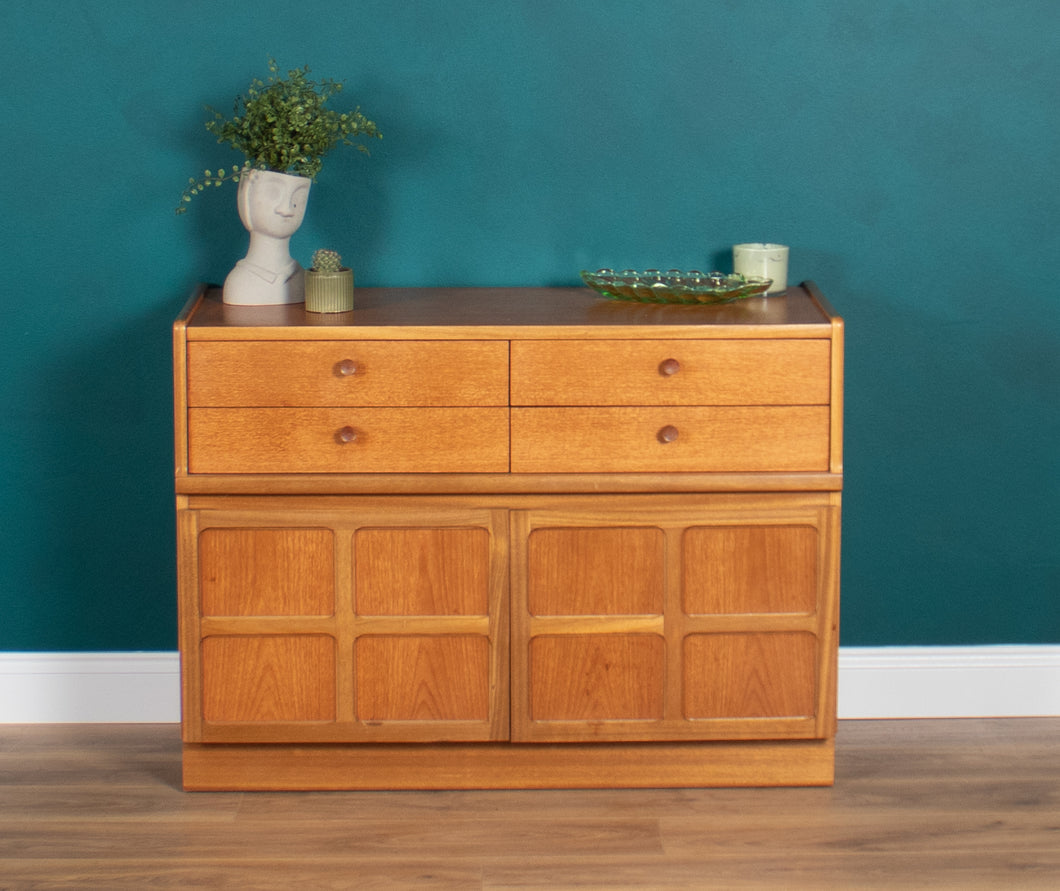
[511,493,839,744]
[180,501,509,744]
[174,284,843,789]
[186,339,509,473]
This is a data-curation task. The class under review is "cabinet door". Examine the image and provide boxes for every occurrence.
[509,494,839,742]
[179,499,509,744]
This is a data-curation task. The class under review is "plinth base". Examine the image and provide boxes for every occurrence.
[183,738,835,791]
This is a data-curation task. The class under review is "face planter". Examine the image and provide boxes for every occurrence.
[222,169,312,305]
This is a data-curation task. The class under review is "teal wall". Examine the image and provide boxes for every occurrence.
[2,1,1056,650]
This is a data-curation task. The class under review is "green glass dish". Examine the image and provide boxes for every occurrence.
[580,268,772,305]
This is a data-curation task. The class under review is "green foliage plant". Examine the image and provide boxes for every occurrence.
[177,59,381,213]
[311,249,344,272]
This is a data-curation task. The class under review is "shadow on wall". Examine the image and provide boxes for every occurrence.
[19,298,185,650]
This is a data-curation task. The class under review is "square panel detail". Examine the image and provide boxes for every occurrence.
[201,635,336,723]
[355,527,490,616]
[199,527,335,617]
[683,525,818,614]
[355,636,491,721]
[527,527,665,616]
[529,634,665,721]
[683,632,817,719]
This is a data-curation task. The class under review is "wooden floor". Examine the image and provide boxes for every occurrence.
[0,720,1056,889]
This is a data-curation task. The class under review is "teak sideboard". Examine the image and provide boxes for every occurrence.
[173,283,843,790]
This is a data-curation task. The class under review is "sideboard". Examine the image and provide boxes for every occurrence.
[173,282,843,790]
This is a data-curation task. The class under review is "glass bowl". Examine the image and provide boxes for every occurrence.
[580,268,772,305]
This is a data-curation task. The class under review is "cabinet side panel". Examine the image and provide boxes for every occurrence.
[176,506,203,742]
[172,287,206,480]
[817,493,842,736]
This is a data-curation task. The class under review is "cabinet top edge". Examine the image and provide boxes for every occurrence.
[177,283,839,341]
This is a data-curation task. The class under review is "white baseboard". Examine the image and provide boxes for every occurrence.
[837,645,1060,718]
[0,652,181,723]
[0,646,1057,723]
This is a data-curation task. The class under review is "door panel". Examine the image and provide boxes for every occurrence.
[181,501,508,743]
[510,495,837,742]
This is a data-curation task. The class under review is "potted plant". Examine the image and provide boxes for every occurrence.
[305,249,355,313]
[177,59,381,305]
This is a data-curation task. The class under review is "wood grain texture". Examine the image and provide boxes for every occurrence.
[181,284,838,340]
[175,471,844,497]
[199,527,335,617]
[508,494,838,746]
[683,631,818,719]
[171,287,197,477]
[510,406,831,473]
[511,338,831,406]
[683,524,818,614]
[529,634,666,722]
[182,501,510,746]
[188,406,511,473]
[180,737,836,791]
[355,526,491,616]
[806,280,846,475]
[1,720,1056,888]
[201,634,336,723]
[173,286,844,786]
[187,339,509,407]
[356,635,492,722]
[527,526,665,616]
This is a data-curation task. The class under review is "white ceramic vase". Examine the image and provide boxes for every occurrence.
[223,169,311,305]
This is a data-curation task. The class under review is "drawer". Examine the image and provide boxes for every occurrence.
[510,406,830,473]
[510,339,831,406]
[188,407,510,473]
[187,341,509,407]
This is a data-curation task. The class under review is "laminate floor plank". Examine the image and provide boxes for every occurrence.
[0,719,1056,890]
[0,859,482,890]
[0,785,241,822]
[480,850,1060,890]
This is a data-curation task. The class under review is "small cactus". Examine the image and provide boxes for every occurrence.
[311,249,343,272]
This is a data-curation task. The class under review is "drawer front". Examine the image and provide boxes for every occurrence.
[510,339,831,406]
[187,341,509,407]
[189,407,510,473]
[511,406,830,473]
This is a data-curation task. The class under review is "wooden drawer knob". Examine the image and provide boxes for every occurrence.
[659,358,681,376]
[658,425,679,443]
[336,426,359,444]
[335,359,358,377]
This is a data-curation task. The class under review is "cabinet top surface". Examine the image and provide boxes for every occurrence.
[179,284,839,341]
